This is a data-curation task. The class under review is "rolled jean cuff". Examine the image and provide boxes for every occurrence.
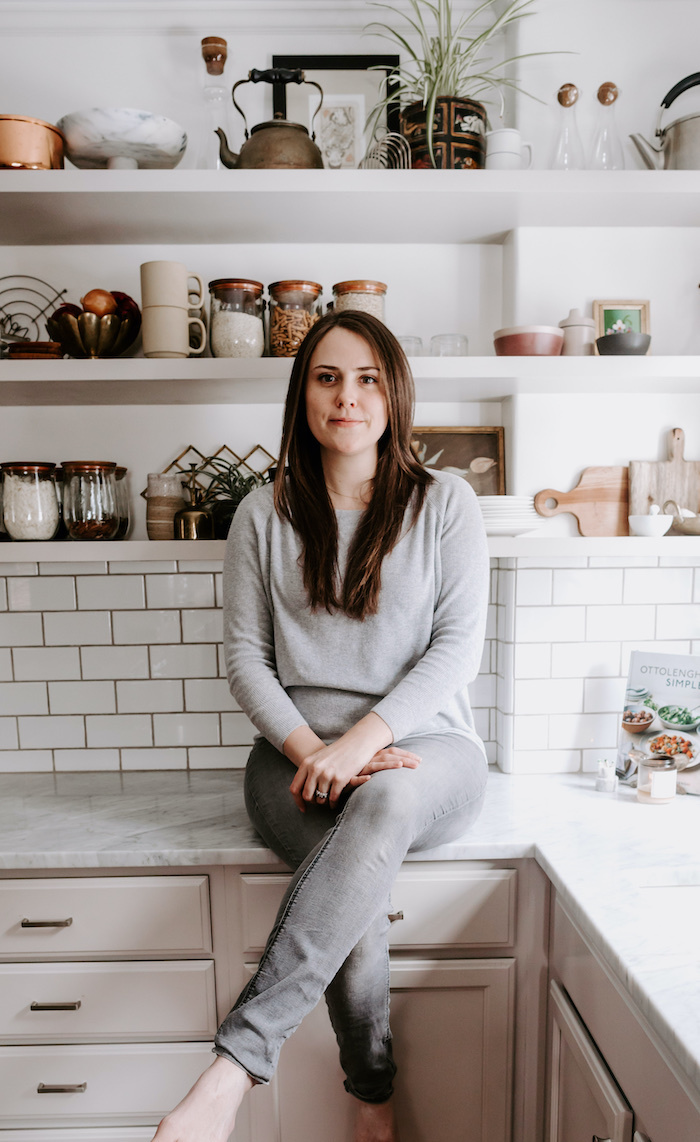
[343,1075,395,1104]
[212,1043,265,1086]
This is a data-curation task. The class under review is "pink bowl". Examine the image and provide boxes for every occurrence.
[493,325,564,356]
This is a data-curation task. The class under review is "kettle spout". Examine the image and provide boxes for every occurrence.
[629,133,662,170]
[215,128,239,169]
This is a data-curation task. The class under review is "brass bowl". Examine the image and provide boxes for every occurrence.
[0,115,65,169]
[46,310,141,359]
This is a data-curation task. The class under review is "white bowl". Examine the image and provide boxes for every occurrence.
[57,107,187,170]
[628,514,673,537]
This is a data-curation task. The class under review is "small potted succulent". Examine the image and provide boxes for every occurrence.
[366,0,552,169]
[197,456,272,539]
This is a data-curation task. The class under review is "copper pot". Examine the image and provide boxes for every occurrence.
[0,115,65,169]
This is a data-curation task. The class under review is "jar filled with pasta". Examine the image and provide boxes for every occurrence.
[332,280,387,322]
[268,280,322,357]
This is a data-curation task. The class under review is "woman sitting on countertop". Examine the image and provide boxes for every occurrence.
[152,309,490,1142]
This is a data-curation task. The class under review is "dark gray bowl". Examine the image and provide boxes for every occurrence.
[596,331,651,355]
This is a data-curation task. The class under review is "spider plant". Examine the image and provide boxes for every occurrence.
[197,458,271,538]
[366,0,554,166]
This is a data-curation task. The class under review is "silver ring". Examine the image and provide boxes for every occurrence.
[314,790,329,801]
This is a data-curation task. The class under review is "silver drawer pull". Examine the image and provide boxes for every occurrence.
[388,910,404,923]
[37,1082,87,1094]
[31,1001,82,1012]
[21,917,73,928]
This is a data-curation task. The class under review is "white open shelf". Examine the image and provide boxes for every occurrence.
[1,355,698,405]
[3,170,700,246]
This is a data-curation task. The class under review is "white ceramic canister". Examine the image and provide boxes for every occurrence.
[558,308,596,355]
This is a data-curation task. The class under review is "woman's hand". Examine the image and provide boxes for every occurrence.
[348,745,421,786]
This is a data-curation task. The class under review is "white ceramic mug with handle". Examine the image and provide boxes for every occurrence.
[485,128,533,169]
[140,260,204,309]
[142,305,206,358]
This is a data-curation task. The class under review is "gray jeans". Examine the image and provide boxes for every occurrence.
[214,732,487,1102]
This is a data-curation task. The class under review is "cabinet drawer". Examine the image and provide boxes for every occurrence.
[240,864,517,953]
[0,876,211,957]
[0,960,216,1042]
[0,1042,214,1127]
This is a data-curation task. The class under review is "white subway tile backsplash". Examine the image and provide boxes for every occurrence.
[484,604,497,639]
[496,639,514,681]
[497,569,515,608]
[13,646,81,681]
[154,712,220,746]
[513,643,551,679]
[551,641,620,678]
[516,557,587,569]
[111,561,177,574]
[548,712,618,750]
[512,715,549,751]
[117,680,183,713]
[40,562,108,575]
[516,606,586,643]
[0,562,38,576]
[0,750,52,772]
[220,711,258,744]
[496,602,514,643]
[54,749,119,772]
[0,580,6,611]
[146,573,215,609]
[473,707,490,740]
[121,747,187,770]
[552,568,623,606]
[623,567,693,605]
[8,576,75,611]
[516,569,552,606]
[0,612,43,646]
[113,609,181,645]
[188,746,250,769]
[583,676,627,713]
[655,604,700,640]
[178,561,224,573]
[77,576,145,610]
[513,678,583,716]
[0,650,11,681]
[218,644,227,678]
[182,608,223,643]
[48,681,116,715]
[215,572,223,608]
[19,716,84,750]
[81,645,149,680]
[585,605,655,642]
[44,611,112,646]
[588,556,658,568]
[496,672,513,714]
[150,643,218,679]
[468,673,496,707]
[508,749,580,774]
[86,714,152,748]
[0,719,19,749]
[661,556,700,567]
[0,682,48,716]
[185,678,238,712]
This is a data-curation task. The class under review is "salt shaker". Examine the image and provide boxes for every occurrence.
[558,308,596,355]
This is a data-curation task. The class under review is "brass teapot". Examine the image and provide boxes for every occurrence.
[216,67,325,170]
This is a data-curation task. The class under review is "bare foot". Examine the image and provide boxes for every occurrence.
[354,1097,400,1142]
[151,1055,253,1142]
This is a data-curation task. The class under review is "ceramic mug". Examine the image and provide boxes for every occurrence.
[142,305,206,358]
[140,260,204,309]
[485,128,533,170]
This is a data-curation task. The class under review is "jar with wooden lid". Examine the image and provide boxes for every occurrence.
[268,280,322,357]
[209,278,265,358]
[0,462,59,541]
[332,280,387,322]
[61,461,119,541]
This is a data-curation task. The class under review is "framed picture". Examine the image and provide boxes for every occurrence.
[410,427,506,496]
[271,54,400,168]
[593,299,651,350]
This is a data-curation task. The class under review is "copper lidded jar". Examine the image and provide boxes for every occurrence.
[0,462,60,541]
[209,279,265,358]
[61,461,119,540]
[268,280,322,357]
[332,280,387,323]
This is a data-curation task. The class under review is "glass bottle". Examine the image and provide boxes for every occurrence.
[209,279,265,358]
[589,82,625,170]
[0,462,59,541]
[61,461,119,541]
[551,83,585,170]
[268,281,323,357]
[196,36,231,170]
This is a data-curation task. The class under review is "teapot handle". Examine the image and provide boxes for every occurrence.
[655,72,700,137]
[234,69,324,140]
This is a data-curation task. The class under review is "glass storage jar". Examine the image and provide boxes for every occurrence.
[332,280,387,322]
[209,278,265,358]
[268,280,322,357]
[0,462,59,541]
[636,754,678,804]
[61,461,119,541]
[114,466,131,539]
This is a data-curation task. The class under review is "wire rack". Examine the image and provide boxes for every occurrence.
[140,443,278,500]
[0,274,67,347]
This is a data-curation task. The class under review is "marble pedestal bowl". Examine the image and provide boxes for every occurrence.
[56,108,187,170]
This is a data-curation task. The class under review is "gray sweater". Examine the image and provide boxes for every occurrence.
[223,469,489,755]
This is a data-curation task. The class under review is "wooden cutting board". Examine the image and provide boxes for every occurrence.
[629,427,700,520]
[534,466,629,536]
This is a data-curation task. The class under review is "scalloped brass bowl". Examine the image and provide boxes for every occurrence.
[46,310,140,359]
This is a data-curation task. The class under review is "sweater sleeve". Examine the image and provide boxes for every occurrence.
[371,477,489,742]
[222,492,308,753]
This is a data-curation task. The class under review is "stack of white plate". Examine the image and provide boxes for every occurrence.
[477,495,545,536]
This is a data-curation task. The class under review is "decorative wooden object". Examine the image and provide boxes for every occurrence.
[534,466,629,536]
[629,428,700,531]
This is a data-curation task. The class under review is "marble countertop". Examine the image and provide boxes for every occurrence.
[1,768,699,1101]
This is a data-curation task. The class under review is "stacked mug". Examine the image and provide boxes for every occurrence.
[140,260,207,358]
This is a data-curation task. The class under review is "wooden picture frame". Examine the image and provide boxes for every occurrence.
[271,54,401,167]
[592,299,651,354]
[410,426,506,496]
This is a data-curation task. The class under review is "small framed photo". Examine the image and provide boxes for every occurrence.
[593,299,651,352]
[410,426,505,496]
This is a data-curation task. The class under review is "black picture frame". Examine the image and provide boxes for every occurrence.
[271,53,401,137]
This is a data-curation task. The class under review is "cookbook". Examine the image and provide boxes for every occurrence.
[618,650,700,776]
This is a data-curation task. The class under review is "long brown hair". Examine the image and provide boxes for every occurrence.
[274,309,433,620]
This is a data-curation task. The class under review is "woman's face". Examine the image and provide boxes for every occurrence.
[304,327,389,463]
